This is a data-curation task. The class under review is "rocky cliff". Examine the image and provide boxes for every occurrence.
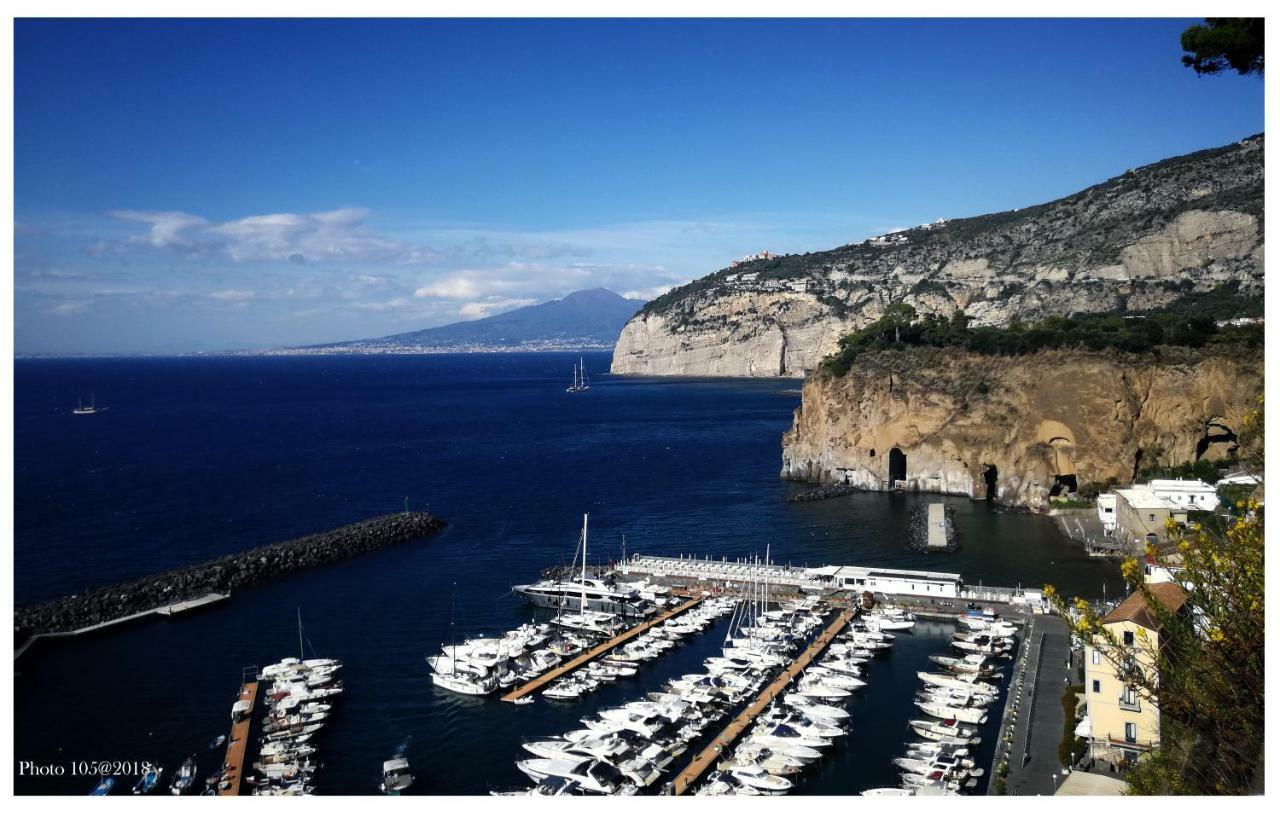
[613,135,1264,377]
[779,348,1262,509]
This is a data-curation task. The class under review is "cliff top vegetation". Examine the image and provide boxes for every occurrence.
[821,294,1263,377]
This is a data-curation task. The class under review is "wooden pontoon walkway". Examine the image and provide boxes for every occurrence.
[219,678,259,796]
[500,593,706,702]
[671,606,855,795]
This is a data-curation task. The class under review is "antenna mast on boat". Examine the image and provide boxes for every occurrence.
[297,607,304,658]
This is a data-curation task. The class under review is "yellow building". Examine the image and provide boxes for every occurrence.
[1083,582,1187,768]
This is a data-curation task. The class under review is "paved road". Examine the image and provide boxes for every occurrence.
[1001,615,1073,796]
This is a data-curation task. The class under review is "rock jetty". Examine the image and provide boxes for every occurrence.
[15,512,445,641]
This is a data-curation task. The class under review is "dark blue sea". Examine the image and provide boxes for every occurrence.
[13,353,1121,795]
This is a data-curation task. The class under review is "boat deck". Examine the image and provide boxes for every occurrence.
[670,606,855,795]
[219,679,259,796]
[500,593,705,703]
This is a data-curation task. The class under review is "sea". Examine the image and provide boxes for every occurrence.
[12,352,1123,795]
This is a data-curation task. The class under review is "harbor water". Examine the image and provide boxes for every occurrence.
[13,352,1120,795]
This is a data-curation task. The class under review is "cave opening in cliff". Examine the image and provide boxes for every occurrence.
[982,464,998,500]
[889,448,906,485]
[1195,420,1238,460]
[1049,474,1078,497]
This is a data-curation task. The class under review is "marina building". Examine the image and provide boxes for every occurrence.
[1111,487,1190,551]
[620,554,963,599]
[1144,479,1220,512]
[1082,582,1187,768]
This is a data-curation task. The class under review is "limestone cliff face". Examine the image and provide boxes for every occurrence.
[779,348,1262,509]
[613,136,1263,377]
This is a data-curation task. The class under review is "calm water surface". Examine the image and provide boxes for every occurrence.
[13,353,1119,794]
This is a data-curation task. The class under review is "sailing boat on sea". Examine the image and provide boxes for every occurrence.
[73,393,99,415]
[566,358,590,393]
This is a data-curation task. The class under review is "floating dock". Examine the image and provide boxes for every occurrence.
[500,593,705,703]
[670,606,855,795]
[926,503,956,550]
[219,671,259,796]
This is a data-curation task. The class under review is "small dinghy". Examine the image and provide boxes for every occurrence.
[512,695,535,706]
[210,735,226,750]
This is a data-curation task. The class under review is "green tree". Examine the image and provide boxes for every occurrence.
[1181,18,1264,77]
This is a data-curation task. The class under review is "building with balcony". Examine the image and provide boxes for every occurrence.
[1083,582,1188,768]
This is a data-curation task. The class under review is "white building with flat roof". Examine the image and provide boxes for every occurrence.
[1144,479,1219,512]
[1096,492,1118,533]
[803,565,962,598]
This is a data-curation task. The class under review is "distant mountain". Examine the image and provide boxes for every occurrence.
[295,288,646,353]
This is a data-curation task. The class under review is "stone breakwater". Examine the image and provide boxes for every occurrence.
[14,512,446,641]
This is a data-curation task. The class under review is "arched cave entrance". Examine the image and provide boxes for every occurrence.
[1049,474,1078,497]
[1195,418,1238,461]
[982,464,998,500]
[889,448,907,485]
[1045,432,1078,499]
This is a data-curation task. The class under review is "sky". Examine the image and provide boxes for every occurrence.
[13,18,1265,355]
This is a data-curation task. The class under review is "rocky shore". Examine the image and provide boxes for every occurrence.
[14,512,446,641]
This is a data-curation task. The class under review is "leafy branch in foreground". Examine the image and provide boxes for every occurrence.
[1046,498,1264,794]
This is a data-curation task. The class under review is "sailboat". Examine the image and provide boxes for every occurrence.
[73,393,99,415]
[430,585,498,696]
[566,358,590,393]
[551,514,624,636]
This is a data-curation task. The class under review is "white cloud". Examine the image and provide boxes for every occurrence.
[414,276,482,299]
[107,210,210,250]
[622,284,676,301]
[47,300,89,316]
[209,289,254,301]
[353,297,411,312]
[105,207,410,265]
[458,297,537,318]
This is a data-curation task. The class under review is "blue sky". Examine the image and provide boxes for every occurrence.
[14,18,1264,354]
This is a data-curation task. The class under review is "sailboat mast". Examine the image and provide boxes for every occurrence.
[580,514,589,614]
[297,607,303,658]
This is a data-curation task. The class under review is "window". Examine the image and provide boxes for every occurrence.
[1148,513,1157,522]
[1123,631,1135,646]
[1103,507,1113,514]
[1124,722,1138,743]
[1091,649,1101,664]
[1092,680,1101,693]
[1122,686,1137,705]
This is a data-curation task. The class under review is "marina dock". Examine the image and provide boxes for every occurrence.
[670,606,855,795]
[219,672,259,796]
[500,593,706,702]
[926,502,955,550]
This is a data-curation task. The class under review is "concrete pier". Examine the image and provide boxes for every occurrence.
[989,615,1072,795]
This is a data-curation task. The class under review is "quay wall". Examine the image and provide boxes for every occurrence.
[14,512,446,641]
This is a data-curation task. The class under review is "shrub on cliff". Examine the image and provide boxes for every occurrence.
[821,306,1262,375]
